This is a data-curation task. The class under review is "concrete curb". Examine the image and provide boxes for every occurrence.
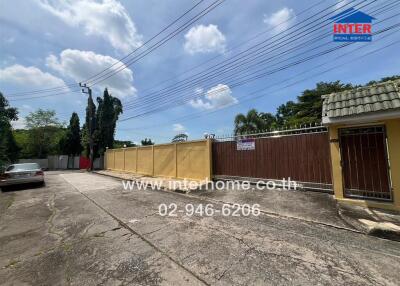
[337,203,400,241]
[92,171,193,194]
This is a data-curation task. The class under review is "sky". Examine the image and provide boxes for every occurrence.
[1,0,399,144]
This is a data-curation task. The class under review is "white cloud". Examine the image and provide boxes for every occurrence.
[173,123,185,133]
[263,7,296,32]
[0,64,66,88]
[189,84,237,110]
[46,49,136,98]
[184,24,226,54]
[36,0,143,53]
[11,117,26,129]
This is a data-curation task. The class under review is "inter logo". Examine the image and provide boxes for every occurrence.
[331,8,375,42]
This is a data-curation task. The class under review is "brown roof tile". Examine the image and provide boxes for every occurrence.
[322,80,400,119]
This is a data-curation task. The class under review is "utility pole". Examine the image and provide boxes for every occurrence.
[79,83,94,171]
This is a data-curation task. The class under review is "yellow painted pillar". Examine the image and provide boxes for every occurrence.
[113,150,116,170]
[328,126,344,199]
[123,149,126,171]
[205,139,213,181]
[152,145,155,176]
[135,147,138,173]
[175,143,178,178]
[386,119,400,210]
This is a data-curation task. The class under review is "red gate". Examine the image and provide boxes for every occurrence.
[79,156,91,170]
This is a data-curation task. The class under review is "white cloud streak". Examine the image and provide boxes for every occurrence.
[189,84,237,110]
[263,7,296,32]
[173,123,186,133]
[36,0,143,53]
[0,64,66,88]
[46,49,136,98]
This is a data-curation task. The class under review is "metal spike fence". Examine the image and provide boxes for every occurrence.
[215,123,327,142]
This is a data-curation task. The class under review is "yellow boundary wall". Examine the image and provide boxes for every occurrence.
[105,139,212,181]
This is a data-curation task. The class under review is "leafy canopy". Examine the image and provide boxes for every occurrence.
[96,88,123,154]
[172,133,188,143]
[25,109,63,158]
[60,112,82,156]
[233,76,398,135]
[0,92,19,165]
[141,138,154,146]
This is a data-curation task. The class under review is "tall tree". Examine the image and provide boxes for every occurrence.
[82,94,97,158]
[367,75,400,86]
[60,112,82,155]
[113,140,136,148]
[259,112,277,130]
[0,92,19,165]
[293,81,353,125]
[141,138,154,146]
[275,101,297,127]
[25,109,62,158]
[172,133,188,143]
[96,88,123,155]
[234,109,266,135]
[233,81,357,131]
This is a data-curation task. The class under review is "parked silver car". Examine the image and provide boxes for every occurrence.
[0,163,44,187]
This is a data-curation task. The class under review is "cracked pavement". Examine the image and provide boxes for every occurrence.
[0,171,399,285]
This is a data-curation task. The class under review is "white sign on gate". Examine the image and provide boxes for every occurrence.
[237,139,255,150]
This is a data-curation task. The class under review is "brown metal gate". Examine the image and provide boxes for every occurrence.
[339,126,392,201]
[212,127,332,190]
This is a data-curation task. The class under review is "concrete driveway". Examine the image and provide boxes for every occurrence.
[1,171,399,285]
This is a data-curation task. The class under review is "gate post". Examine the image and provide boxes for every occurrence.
[206,138,213,181]
[175,143,178,178]
[328,126,344,199]
[386,119,400,209]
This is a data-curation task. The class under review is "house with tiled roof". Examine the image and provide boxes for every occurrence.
[322,80,400,124]
[321,80,400,211]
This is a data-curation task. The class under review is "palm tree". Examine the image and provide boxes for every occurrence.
[234,109,266,135]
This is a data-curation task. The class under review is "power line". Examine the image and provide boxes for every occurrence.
[6,0,390,103]
[134,0,328,96]
[81,0,207,84]
[119,30,400,132]
[34,0,385,122]
[86,0,226,87]
[118,0,391,114]
[4,0,344,100]
[118,21,400,122]
[4,0,215,96]
[120,0,368,110]
[8,89,81,101]
[6,0,322,99]
[131,0,399,111]
[122,1,397,114]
